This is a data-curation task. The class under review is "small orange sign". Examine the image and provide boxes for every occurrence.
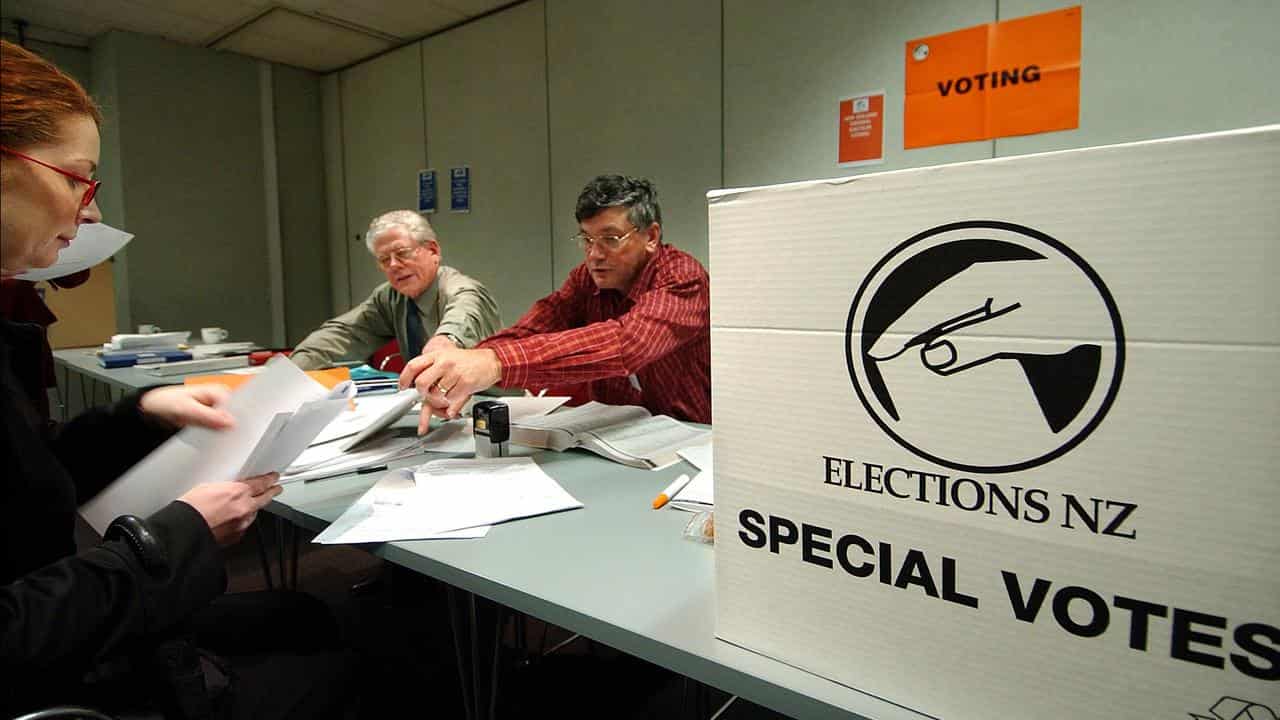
[904,6,1081,149]
[838,91,885,166]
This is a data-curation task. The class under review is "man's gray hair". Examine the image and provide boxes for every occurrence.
[364,210,438,253]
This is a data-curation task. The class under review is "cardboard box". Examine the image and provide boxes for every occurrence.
[709,126,1279,719]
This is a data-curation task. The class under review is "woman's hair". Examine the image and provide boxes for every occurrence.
[0,39,102,150]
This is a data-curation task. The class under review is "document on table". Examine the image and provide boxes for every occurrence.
[16,222,133,281]
[313,457,583,544]
[80,357,340,533]
[280,432,424,483]
[671,441,714,512]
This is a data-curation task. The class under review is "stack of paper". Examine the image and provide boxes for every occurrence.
[313,457,583,544]
[190,342,258,358]
[105,331,191,351]
[278,389,423,483]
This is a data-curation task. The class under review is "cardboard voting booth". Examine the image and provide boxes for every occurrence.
[709,126,1279,719]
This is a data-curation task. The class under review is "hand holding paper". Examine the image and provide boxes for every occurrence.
[80,357,350,533]
[179,472,282,547]
[139,384,234,430]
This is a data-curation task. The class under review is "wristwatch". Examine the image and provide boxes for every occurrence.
[105,514,168,576]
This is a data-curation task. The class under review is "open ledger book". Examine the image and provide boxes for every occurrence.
[510,401,709,469]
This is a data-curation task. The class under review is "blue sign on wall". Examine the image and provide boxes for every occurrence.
[418,169,437,213]
[450,166,471,213]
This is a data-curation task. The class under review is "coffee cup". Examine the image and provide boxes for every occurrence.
[201,327,230,344]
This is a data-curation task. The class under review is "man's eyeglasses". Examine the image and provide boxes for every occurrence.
[0,145,100,208]
[572,227,640,253]
[375,244,423,268]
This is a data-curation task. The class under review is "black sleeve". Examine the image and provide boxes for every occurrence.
[0,501,225,672]
[52,388,175,504]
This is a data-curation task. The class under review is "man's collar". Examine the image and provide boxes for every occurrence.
[625,243,665,301]
[411,267,443,310]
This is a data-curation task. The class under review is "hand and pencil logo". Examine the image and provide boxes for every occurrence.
[1190,696,1277,720]
[844,221,1124,474]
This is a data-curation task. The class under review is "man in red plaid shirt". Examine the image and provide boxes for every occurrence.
[400,175,710,427]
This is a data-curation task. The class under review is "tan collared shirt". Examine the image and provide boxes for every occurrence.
[291,265,500,370]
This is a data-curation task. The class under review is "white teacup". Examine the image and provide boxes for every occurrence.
[137,323,160,335]
[201,327,230,344]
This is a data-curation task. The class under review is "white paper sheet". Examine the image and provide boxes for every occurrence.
[309,389,419,447]
[418,418,475,453]
[313,457,582,544]
[672,441,714,511]
[238,384,353,477]
[15,222,133,281]
[79,357,329,532]
[312,470,491,543]
[281,432,424,483]
[676,441,712,471]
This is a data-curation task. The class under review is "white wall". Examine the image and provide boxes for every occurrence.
[339,43,426,300]
[546,0,721,280]
[724,0,996,185]
[423,0,552,324]
[725,0,1280,185]
[87,31,330,342]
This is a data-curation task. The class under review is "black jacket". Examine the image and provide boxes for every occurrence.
[0,319,226,714]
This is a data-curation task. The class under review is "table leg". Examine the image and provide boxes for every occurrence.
[447,587,477,720]
[275,516,287,589]
[445,587,506,720]
[55,365,69,422]
[289,522,300,589]
[253,522,274,591]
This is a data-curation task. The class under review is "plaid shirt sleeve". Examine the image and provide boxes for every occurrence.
[479,256,708,390]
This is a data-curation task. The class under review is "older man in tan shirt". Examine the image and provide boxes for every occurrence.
[291,210,500,370]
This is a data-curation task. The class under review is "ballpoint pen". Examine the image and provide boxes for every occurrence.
[652,474,692,510]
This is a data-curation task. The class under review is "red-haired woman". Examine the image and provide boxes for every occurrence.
[1,39,348,718]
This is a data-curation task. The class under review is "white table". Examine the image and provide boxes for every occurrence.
[268,448,930,720]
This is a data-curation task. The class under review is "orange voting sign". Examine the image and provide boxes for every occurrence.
[838,91,885,166]
[904,5,1081,149]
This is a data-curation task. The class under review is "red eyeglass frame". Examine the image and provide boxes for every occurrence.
[0,145,101,207]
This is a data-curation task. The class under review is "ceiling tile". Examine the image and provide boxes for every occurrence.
[431,0,516,18]
[0,0,522,70]
[1,0,113,41]
[297,0,464,39]
[212,7,393,72]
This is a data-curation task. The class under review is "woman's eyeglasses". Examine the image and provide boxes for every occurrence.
[0,145,101,208]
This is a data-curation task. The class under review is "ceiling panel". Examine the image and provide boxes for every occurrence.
[0,0,524,69]
[212,7,393,72]
[300,0,464,40]
[432,0,517,17]
[1,0,117,42]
